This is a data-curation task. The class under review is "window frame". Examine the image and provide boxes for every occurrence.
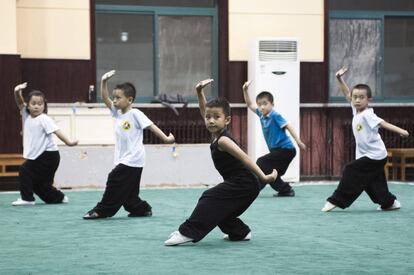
[329,10,414,102]
[95,4,218,103]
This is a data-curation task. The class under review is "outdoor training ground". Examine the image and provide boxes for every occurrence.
[0,183,413,275]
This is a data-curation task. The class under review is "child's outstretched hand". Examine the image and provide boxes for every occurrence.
[297,141,307,151]
[14,82,28,92]
[335,66,348,78]
[242,80,252,92]
[262,169,278,183]
[196,79,213,92]
[400,130,409,138]
[102,70,116,81]
[165,133,175,144]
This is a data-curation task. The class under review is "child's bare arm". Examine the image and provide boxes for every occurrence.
[14,82,27,110]
[54,130,79,146]
[147,124,175,144]
[379,121,409,137]
[195,79,213,118]
[336,67,352,102]
[285,124,307,151]
[218,136,277,183]
[101,70,116,109]
[242,80,257,113]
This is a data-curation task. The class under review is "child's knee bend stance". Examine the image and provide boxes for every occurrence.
[12,83,78,206]
[84,70,174,219]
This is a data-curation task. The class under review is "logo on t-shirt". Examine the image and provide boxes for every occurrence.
[356,124,363,132]
[122,121,131,130]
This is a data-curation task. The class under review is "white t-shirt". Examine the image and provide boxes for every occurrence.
[351,105,387,160]
[111,107,153,167]
[21,109,59,160]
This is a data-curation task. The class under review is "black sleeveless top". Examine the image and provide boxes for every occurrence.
[210,130,258,183]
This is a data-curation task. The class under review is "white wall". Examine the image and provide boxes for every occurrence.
[0,0,18,54]
[55,144,221,188]
[16,0,90,59]
[49,105,114,145]
[229,0,324,61]
[48,105,221,188]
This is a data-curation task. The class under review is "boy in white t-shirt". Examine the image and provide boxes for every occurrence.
[13,83,78,206]
[322,67,409,212]
[84,70,175,219]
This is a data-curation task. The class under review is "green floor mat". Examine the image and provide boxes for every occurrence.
[0,184,413,275]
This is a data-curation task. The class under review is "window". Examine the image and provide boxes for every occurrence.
[95,1,217,102]
[96,13,154,99]
[329,18,381,98]
[329,0,414,101]
[384,17,414,98]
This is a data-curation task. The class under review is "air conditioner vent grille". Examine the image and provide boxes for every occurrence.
[259,40,297,61]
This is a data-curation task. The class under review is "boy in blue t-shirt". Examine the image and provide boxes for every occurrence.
[243,81,306,196]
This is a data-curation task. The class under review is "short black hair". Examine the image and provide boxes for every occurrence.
[352,84,372,98]
[115,82,136,101]
[256,91,274,103]
[26,90,48,114]
[205,97,231,117]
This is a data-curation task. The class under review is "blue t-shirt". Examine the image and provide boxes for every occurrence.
[256,109,294,150]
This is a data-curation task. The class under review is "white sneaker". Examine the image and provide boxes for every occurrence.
[377,200,401,211]
[223,231,251,241]
[62,196,69,203]
[321,201,337,212]
[164,231,193,246]
[12,198,35,206]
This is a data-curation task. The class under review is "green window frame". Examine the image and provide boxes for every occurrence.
[329,10,414,102]
[96,3,218,103]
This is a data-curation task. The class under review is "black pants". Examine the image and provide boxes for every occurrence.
[256,148,296,193]
[19,151,64,203]
[328,157,396,209]
[179,179,260,242]
[90,164,151,217]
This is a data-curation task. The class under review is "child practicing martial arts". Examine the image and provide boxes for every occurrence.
[242,81,306,197]
[12,83,78,206]
[164,79,277,246]
[322,67,409,212]
[83,70,175,219]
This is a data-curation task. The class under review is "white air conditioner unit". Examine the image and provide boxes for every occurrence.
[248,38,300,182]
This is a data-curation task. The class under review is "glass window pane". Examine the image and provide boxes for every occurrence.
[158,16,213,97]
[330,0,414,11]
[96,13,154,100]
[384,17,414,97]
[96,0,215,8]
[329,19,381,98]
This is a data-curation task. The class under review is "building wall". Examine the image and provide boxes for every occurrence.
[0,1,21,154]
[226,0,327,104]
[300,106,414,179]
[0,0,93,154]
[228,0,324,62]
[16,0,90,59]
[55,145,221,188]
[0,0,18,54]
[2,0,412,183]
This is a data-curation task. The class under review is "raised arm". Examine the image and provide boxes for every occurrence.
[147,124,175,144]
[285,124,307,151]
[336,67,351,102]
[54,129,78,146]
[195,79,213,118]
[14,82,27,110]
[242,80,257,113]
[379,121,409,137]
[218,136,277,183]
[100,70,116,109]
